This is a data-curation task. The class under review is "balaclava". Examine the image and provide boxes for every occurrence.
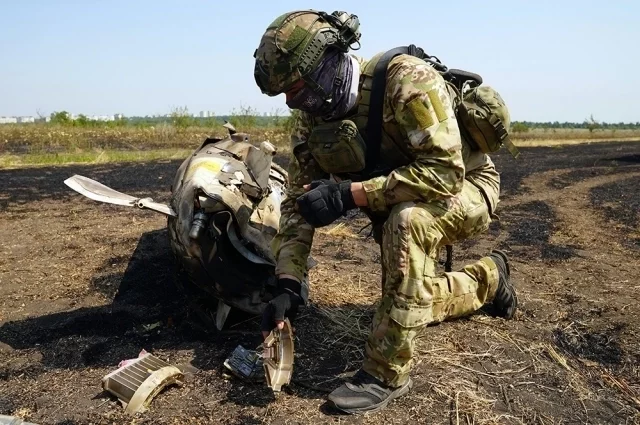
[285,51,357,120]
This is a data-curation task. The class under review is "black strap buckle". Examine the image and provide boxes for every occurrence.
[489,115,508,141]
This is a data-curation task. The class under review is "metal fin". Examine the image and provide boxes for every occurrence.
[64,174,137,206]
[64,175,176,217]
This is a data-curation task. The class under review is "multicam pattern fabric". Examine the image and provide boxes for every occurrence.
[271,112,325,281]
[362,55,465,213]
[273,54,471,280]
[271,53,503,387]
[361,181,500,387]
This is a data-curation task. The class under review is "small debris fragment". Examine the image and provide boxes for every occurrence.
[263,318,294,392]
[223,345,264,381]
[118,349,149,368]
[141,322,162,332]
[102,352,184,414]
[0,416,39,425]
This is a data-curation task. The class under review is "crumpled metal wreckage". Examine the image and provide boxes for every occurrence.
[65,125,297,392]
[65,124,288,331]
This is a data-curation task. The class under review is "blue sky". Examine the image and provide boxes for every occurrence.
[1,1,637,122]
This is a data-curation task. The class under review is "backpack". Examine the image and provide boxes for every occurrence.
[364,45,519,174]
[456,85,520,158]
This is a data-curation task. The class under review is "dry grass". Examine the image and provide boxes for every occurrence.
[314,305,372,357]
[0,124,293,168]
[601,370,640,409]
[0,148,193,168]
[2,124,638,162]
[0,124,291,156]
[514,137,640,148]
[307,276,640,424]
[513,127,640,141]
[543,343,571,371]
[420,319,636,423]
[319,222,360,238]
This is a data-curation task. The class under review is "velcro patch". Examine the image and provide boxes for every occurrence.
[427,90,447,122]
[406,98,434,129]
[283,26,310,52]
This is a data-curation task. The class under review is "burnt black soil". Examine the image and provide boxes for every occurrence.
[502,200,578,261]
[1,141,640,424]
[492,142,640,196]
[590,176,639,228]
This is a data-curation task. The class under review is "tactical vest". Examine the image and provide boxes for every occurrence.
[307,52,414,181]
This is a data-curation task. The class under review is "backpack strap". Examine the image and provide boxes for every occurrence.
[363,44,452,176]
[362,45,497,176]
[489,114,520,158]
[363,46,412,177]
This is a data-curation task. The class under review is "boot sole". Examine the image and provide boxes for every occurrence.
[331,378,413,415]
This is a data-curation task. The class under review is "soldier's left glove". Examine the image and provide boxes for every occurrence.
[261,278,303,336]
[296,180,356,227]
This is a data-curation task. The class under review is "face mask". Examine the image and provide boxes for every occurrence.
[285,85,326,115]
[285,51,355,119]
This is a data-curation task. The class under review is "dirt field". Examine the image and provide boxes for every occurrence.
[1,141,639,424]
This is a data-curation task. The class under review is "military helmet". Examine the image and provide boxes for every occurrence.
[254,10,361,96]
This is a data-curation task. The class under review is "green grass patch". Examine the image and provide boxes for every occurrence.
[0,149,193,168]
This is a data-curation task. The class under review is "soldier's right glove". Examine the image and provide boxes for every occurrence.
[296,180,356,227]
[261,278,303,336]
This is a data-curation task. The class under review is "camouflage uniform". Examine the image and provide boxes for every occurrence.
[272,54,502,387]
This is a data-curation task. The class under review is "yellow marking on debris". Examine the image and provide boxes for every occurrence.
[185,158,227,180]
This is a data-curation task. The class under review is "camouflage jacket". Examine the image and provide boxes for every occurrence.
[272,54,499,282]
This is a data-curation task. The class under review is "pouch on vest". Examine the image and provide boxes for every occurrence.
[307,120,367,174]
[457,85,520,158]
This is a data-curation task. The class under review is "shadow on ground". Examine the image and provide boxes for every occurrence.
[0,229,228,374]
[0,227,371,405]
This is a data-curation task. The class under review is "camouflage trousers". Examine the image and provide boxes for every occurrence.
[362,180,500,387]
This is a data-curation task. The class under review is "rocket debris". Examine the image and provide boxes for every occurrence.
[102,352,184,414]
[262,318,294,392]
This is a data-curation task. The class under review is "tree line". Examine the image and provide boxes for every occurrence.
[42,110,640,132]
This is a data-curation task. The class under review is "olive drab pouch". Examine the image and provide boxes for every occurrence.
[307,120,367,174]
[457,85,520,158]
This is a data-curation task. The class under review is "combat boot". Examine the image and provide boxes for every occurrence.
[327,370,412,414]
[488,250,518,319]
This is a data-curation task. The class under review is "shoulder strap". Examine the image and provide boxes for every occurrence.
[362,45,488,176]
[363,46,412,177]
[364,45,436,177]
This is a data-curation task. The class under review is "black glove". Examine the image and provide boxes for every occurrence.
[296,180,356,227]
[261,278,303,334]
